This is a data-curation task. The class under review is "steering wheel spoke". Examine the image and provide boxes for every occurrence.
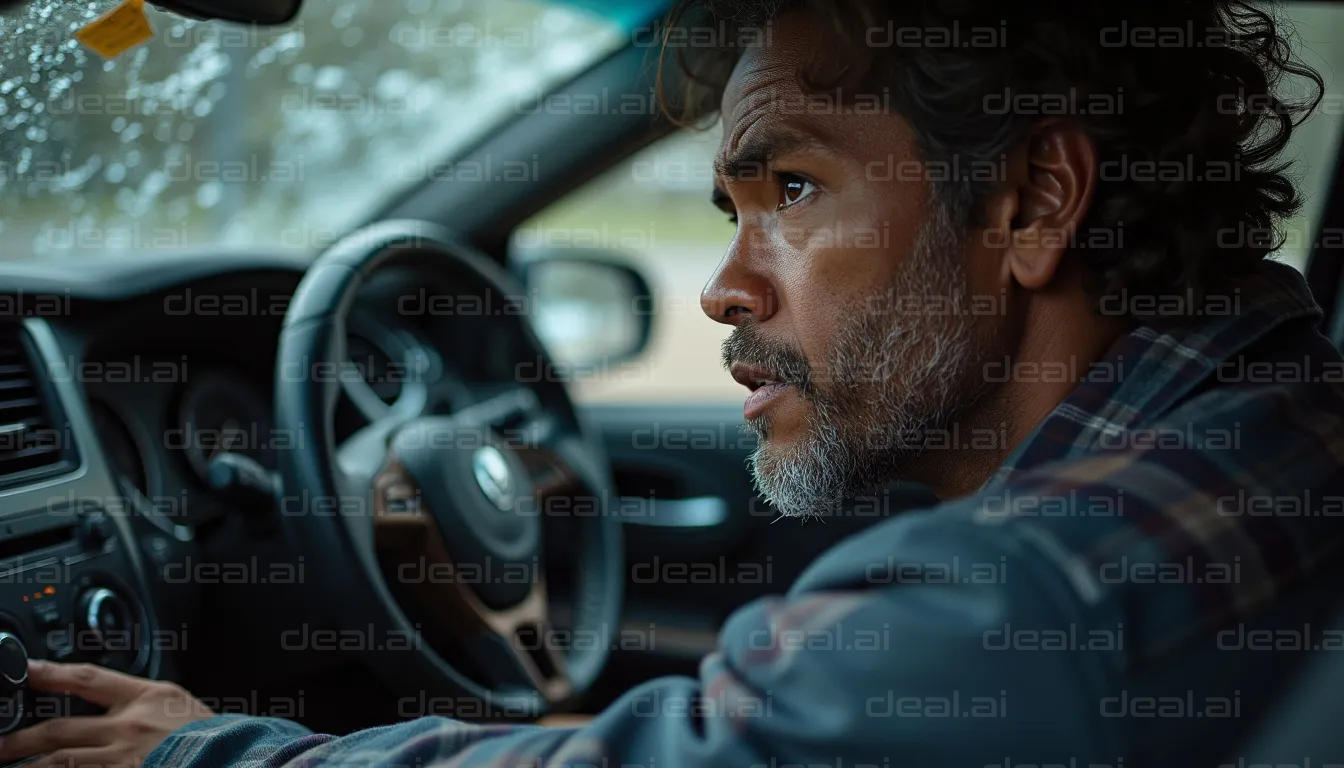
[508,417,601,509]
[453,387,544,432]
[329,415,414,557]
[335,414,405,491]
[475,582,573,704]
[368,455,571,703]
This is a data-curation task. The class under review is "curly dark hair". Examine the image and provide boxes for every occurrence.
[655,0,1324,310]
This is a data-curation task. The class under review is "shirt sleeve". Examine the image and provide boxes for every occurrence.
[145,511,1124,768]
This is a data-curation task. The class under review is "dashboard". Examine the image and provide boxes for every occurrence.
[0,248,536,731]
[82,287,461,533]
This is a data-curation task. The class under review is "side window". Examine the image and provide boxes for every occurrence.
[516,128,740,404]
[1273,2,1344,271]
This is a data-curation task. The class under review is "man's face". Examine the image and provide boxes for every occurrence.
[703,12,1013,517]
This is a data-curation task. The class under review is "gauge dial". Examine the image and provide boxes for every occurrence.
[89,397,191,540]
[175,371,275,485]
[89,399,148,497]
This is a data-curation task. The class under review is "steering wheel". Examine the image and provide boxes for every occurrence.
[272,220,623,718]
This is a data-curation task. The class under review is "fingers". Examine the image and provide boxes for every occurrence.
[25,662,146,709]
[537,714,593,727]
[0,716,109,763]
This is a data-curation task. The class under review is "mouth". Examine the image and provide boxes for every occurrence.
[730,361,791,420]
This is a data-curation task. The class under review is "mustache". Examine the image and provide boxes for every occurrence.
[721,320,814,395]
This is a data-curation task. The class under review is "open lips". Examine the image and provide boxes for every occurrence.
[730,362,791,420]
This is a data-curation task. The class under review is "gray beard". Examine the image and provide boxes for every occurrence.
[743,205,997,519]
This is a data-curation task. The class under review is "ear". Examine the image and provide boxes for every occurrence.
[993,122,1097,291]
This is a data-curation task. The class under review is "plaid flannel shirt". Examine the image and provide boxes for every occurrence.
[148,261,1344,768]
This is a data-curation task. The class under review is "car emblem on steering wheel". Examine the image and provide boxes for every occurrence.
[471,445,514,512]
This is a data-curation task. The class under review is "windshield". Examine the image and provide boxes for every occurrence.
[0,0,626,259]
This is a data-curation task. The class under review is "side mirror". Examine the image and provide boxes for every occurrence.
[516,252,654,369]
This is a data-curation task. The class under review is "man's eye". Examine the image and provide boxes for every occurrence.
[777,174,816,210]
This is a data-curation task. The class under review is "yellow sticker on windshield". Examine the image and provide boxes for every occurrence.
[76,0,153,59]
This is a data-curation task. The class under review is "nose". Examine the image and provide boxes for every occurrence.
[700,243,777,326]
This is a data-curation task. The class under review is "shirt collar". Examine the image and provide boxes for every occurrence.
[986,261,1324,489]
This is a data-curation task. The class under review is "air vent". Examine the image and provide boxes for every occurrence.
[0,325,76,487]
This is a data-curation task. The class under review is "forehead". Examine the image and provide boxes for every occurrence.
[713,11,919,175]
[717,13,817,157]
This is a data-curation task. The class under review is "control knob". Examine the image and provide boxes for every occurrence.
[0,633,28,733]
[76,588,137,670]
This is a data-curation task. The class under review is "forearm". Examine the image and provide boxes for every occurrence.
[145,715,326,767]
[145,713,562,768]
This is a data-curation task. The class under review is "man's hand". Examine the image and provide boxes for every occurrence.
[0,660,215,767]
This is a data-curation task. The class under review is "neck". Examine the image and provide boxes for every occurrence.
[917,284,1131,501]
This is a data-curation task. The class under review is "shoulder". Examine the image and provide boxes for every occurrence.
[799,375,1344,660]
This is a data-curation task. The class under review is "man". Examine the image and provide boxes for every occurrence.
[6,0,1344,765]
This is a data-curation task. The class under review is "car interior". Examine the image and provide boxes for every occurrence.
[2,0,1344,762]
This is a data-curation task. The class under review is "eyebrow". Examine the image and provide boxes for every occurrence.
[712,127,833,182]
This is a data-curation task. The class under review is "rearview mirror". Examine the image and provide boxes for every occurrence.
[149,0,301,24]
[517,253,654,369]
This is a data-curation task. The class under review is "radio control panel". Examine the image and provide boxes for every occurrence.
[0,505,152,732]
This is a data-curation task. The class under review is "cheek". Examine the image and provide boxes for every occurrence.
[963,232,1009,307]
[776,203,921,367]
